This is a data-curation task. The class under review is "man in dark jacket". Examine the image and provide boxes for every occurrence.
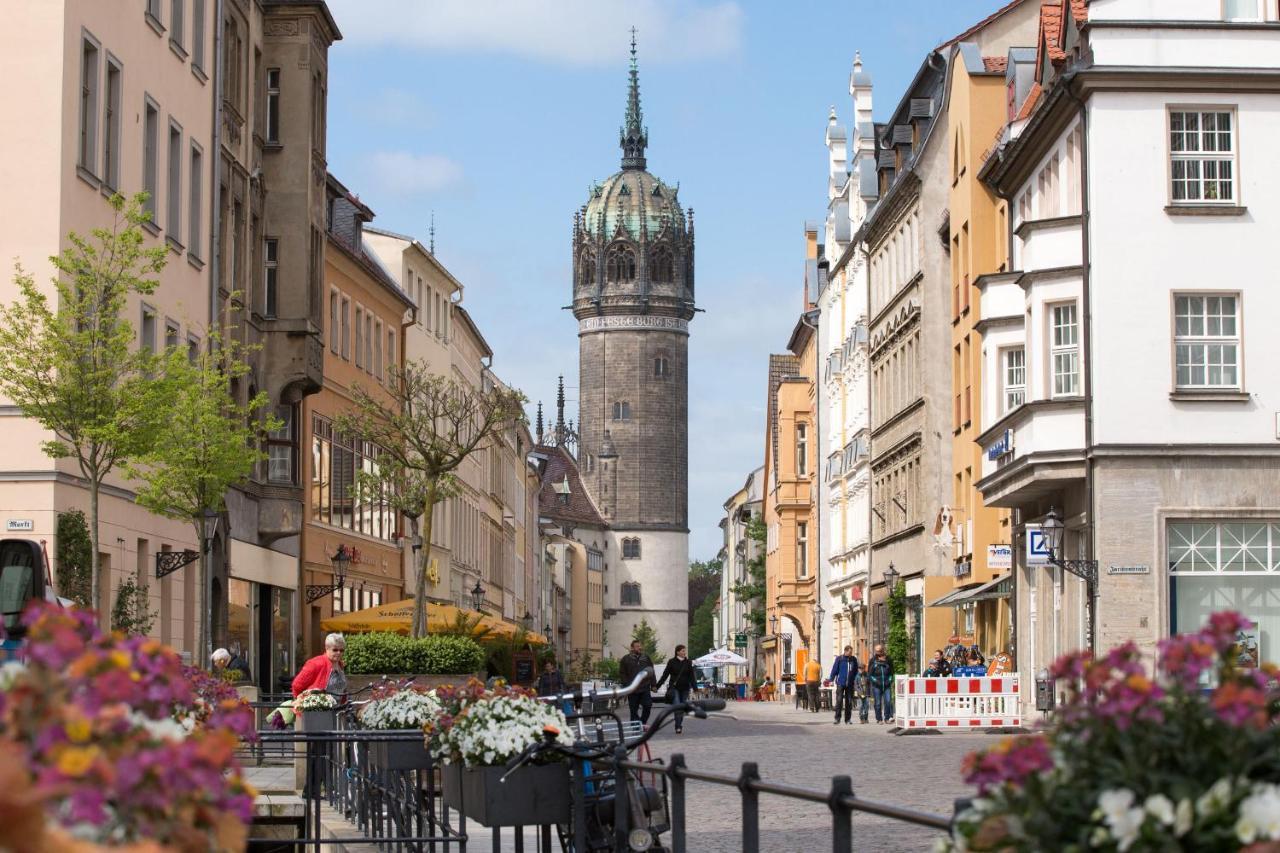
[828,645,860,724]
[867,645,895,724]
[536,661,566,697]
[618,640,655,724]
[654,644,696,733]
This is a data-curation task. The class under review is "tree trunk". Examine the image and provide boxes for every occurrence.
[410,482,439,639]
[88,474,101,624]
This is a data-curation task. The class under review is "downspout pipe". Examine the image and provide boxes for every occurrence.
[800,306,822,665]
[205,0,225,667]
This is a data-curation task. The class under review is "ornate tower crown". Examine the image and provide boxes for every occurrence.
[620,28,648,171]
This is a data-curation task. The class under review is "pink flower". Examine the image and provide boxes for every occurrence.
[962,735,1054,793]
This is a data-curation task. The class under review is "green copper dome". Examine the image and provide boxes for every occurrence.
[582,170,685,241]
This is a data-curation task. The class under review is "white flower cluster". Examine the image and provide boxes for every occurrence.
[433,693,572,768]
[0,660,26,689]
[296,689,338,711]
[1083,778,1280,850]
[127,709,191,742]
[359,689,443,730]
[1236,782,1280,844]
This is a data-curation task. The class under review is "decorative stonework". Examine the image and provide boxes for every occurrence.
[264,19,299,37]
[578,315,689,335]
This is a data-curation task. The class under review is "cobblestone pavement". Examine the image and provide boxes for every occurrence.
[640,699,994,852]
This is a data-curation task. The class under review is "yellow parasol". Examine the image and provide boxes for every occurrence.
[319,598,547,645]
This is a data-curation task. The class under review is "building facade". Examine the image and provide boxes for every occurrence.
[571,41,693,658]
[717,467,764,674]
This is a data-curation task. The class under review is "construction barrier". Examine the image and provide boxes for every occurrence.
[894,674,1021,730]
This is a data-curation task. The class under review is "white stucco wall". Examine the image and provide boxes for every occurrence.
[605,529,688,659]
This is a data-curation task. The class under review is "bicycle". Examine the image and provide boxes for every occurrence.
[512,673,729,852]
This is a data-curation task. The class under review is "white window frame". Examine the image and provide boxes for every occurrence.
[797,521,809,578]
[142,95,160,222]
[79,33,100,175]
[265,67,281,143]
[1173,292,1241,390]
[1049,302,1080,398]
[1223,0,1262,21]
[1003,346,1026,412]
[102,54,122,189]
[187,141,202,259]
[166,119,183,240]
[796,422,808,477]
[1169,107,1237,205]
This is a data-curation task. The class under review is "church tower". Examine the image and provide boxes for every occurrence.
[572,33,694,656]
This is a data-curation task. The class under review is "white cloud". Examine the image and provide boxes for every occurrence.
[363,151,465,196]
[327,0,743,66]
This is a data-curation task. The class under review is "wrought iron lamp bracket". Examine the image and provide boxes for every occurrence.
[155,549,200,579]
[306,579,344,604]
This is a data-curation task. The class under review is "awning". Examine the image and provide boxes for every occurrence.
[927,574,1012,608]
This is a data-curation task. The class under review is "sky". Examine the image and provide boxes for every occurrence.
[323,0,1011,562]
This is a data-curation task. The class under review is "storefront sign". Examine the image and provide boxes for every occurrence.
[1026,525,1050,567]
[4,519,34,532]
[988,544,1013,570]
[733,632,747,649]
[1107,565,1150,575]
[985,429,1014,461]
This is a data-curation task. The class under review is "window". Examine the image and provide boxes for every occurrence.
[796,422,808,477]
[186,335,199,364]
[797,521,809,578]
[167,121,182,239]
[1224,0,1261,21]
[170,0,185,52]
[311,72,325,154]
[266,404,297,484]
[1004,347,1026,411]
[649,246,673,283]
[354,307,364,368]
[341,298,350,359]
[143,98,159,222]
[165,319,179,351]
[1049,303,1079,397]
[140,305,157,352]
[263,238,278,317]
[612,401,631,421]
[187,142,202,258]
[1170,110,1235,204]
[620,582,641,606]
[329,292,338,352]
[1174,294,1240,389]
[365,313,373,373]
[374,319,383,379]
[223,17,242,111]
[310,422,394,538]
[654,356,668,378]
[621,538,641,560]
[191,0,205,72]
[146,0,163,27]
[79,36,100,174]
[387,330,396,375]
[102,57,121,188]
[265,68,280,143]
[605,245,636,282]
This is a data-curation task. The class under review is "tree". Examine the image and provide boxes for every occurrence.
[110,576,156,636]
[125,324,275,663]
[54,510,93,608]
[886,579,910,675]
[630,618,666,664]
[687,594,716,658]
[732,516,768,636]
[687,557,721,625]
[0,194,167,617]
[335,361,526,638]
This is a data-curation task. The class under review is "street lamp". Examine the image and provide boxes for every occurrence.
[521,610,533,629]
[471,579,486,612]
[1041,506,1099,651]
[305,544,351,604]
[200,507,220,665]
[883,562,899,591]
[813,601,825,664]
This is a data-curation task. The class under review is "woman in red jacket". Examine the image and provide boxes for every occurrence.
[291,632,348,698]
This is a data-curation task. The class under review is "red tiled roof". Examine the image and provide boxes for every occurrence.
[536,445,606,527]
[1015,82,1044,121]
[1041,3,1067,64]
[1069,0,1087,23]
[983,56,1009,73]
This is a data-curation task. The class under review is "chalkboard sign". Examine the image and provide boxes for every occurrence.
[513,651,536,686]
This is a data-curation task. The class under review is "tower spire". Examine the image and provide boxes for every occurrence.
[555,376,566,445]
[429,211,436,254]
[619,28,647,171]
[535,401,544,444]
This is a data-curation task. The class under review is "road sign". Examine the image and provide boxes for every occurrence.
[733,632,747,649]
[1026,525,1050,567]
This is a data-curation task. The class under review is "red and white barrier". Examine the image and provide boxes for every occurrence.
[894,674,1021,730]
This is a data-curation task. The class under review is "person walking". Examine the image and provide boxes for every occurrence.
[867,644,895,724]
[855,661,871,723]
[291,633,348,698]
[803,655,823,713]
[536,660,566,697]
[828,645,859,724]
[654,644,696,734]
[619,640,656,725]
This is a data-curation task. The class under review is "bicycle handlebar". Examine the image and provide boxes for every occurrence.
[536,670,653,705]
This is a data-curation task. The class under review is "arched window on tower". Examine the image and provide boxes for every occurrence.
[620,582,642,605]
[612,401,632,421]
[579,251,596,288]
[622,538,641,560]
[653,355,669,379]
[649,245,674,283]
[605,245,636,283]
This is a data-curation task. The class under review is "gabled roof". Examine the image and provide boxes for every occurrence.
[939,0,1034,48]
[536,444,606,527]
[1037,1,1068,76]
[766,354,800,478]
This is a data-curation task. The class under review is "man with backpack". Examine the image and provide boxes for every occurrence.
[867,644,895,724]
[828,645,860,724]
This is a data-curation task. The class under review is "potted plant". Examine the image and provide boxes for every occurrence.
[428,680,573,827]
[945,611,1280,851]
[358,686,442,770]
[296,689,339,731]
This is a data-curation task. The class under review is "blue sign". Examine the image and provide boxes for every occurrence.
[986,429,1014,461]
[1027,527,1051,567]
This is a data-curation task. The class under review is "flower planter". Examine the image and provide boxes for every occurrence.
[370,735,432,771]
[441,762,570,827]
[300,709,337,731]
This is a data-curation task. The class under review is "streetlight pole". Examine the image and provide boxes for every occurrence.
[200,507,219,668]
[1042,507,1098,653]
[813,601,825,665]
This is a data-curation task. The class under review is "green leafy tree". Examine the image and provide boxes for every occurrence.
[125,324,275,663]
[886,579,910,675]
[54,510,93,607]
[110,576,156,636]
[687,557,722,624]
[732,516,768,636]
[334,361,526,638]
[630,617,666,664]
[0,194,167,616]
[687,593,717,657]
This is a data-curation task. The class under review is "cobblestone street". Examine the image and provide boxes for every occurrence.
[643,699,993,852]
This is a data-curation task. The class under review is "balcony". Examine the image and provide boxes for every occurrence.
[974,397,1086,507]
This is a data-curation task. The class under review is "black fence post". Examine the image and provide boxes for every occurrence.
[829,775,853,853]
[668,753,687,853]
[739,761,761,853]
[614,743,630,852]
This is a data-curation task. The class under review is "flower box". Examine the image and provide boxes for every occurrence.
[370,736,432,771]
[301,709,337,732]
[441,763,570,827]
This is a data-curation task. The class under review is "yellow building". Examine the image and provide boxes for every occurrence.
[936,43,1020,661]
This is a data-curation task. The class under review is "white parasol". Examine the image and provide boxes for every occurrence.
[693,648,749,666]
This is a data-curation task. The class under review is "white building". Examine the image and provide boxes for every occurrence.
[818,55,876,662]
[716,467,764,672]
[978,0,1280,710]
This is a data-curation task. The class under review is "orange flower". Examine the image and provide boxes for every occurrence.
[54,745,99,778]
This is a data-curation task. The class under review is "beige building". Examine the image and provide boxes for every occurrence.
[0,0,220,659]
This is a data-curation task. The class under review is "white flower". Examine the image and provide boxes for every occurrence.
[127,710,190,741]
[359,689,443,730]
[296,689,338,711]
[1174,798,1193,837]
[1197,778,1234,818]
[1236,783,1280,844]
[0,660,26,689]
[1144,794,1175,827]
[1098,789,1145,852]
